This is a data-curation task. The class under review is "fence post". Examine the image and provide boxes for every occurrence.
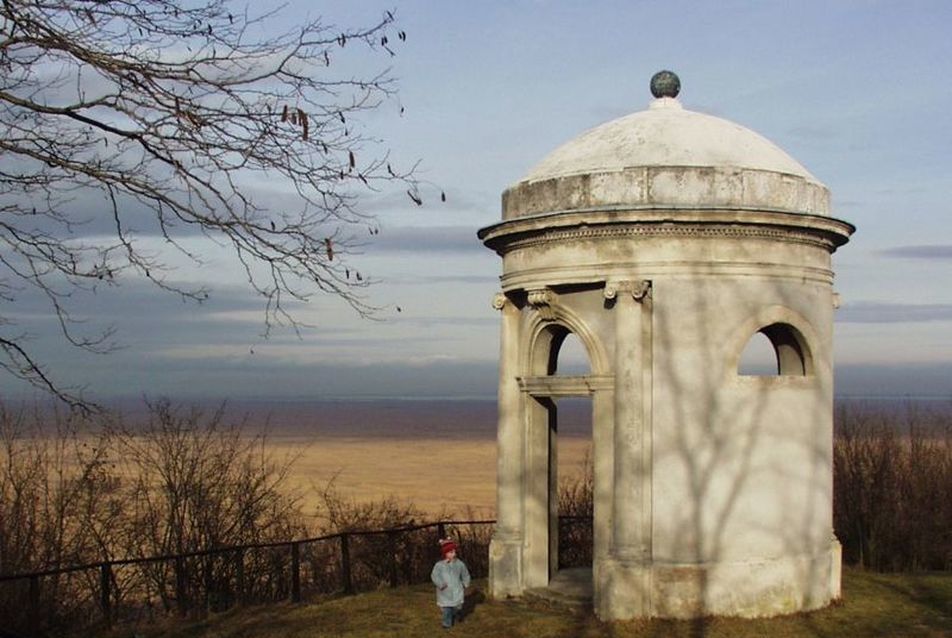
[28,575,40,638]
[203,555,213,613]
[387,531,398,588]
[100,563,112,627]
[339,534,353,595]
[175,555,188,617]
[290,542,301,603]
[235,548,245,606]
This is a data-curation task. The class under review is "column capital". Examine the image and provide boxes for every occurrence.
[526,287,559,321]
[604,280,651,302]
[492,292,509,310]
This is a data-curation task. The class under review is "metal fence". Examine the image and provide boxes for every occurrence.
[0,516,592,637]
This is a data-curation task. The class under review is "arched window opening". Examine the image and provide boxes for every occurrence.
[737,322,811,376]
[548,331,591,376]
[738,331,777,375]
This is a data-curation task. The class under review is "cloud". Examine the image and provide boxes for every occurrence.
[388,274,497,285]
[837,302,952,324]
[360,187,489,215]
[1,158,458,245]
[834,363,952,398]
[366,225,483,253]
[0,170,310,240]
[5,277,301,323]
[0,276,324,366]
[878,245,952,260]
[0,356,501,401]
[399,317,497,328]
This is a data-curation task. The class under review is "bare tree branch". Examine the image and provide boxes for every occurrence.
[0,1,423,409]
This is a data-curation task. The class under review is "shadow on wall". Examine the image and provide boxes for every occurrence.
[513,269,840,621]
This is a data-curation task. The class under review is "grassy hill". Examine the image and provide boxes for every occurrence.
[132,568,950,638]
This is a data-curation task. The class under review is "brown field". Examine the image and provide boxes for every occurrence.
[269,435,592,519]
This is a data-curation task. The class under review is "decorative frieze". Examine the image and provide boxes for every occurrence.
[498,223,839,253]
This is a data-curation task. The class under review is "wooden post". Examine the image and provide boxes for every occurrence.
[175,555,188,617]
[203,555,213,613]
[387,532,398,588]
[436,523,448,569]
[339,534,353,595]
[290,543,301,603]
[235,548,245,606]
[100,563,112,627]
[28,575,40,638]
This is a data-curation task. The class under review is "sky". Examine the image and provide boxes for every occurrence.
[3,0,952,402]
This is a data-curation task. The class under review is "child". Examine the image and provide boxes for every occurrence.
[431,538,471,629]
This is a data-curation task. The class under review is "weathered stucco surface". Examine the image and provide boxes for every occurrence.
[479,84,853,620]
[523,98,818,184]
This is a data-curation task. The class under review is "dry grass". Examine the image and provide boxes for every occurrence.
[269,436,593,518]
[128,568,951,638]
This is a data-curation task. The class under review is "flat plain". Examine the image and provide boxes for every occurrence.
[232,398,594,518]
[271,435,591,518]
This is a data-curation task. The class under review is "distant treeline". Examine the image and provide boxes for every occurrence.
[833,400,951,572]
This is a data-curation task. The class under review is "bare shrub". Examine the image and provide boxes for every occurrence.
[0,402,122,632]
[111,399,306,612]
[834,401,952,571]
[0,397,309,633]
[312,480,434,590]
[558,447,594,568]
[315,478,427,534]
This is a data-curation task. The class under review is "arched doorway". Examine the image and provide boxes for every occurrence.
[522,322,604,589]
[552,335,593,571]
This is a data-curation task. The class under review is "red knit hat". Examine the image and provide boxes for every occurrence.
[439,539,458,556]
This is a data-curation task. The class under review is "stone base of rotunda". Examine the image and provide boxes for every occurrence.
[595,541,842,620]
[488,536,525,598]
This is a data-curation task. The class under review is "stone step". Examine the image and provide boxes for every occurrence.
[524,586,592,609]
[523,567,594,610]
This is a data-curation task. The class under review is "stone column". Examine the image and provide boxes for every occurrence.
[591,385,615,576]
[597,280,652,619]
[605,280,651,560]
[489,292,525,597]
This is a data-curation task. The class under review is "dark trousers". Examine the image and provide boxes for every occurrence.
[441,604,462,628]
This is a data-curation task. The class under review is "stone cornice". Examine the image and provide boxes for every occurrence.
[479,208,854,253]
[480,216,853,258]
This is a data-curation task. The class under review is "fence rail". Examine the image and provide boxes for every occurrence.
[0,516,592,637]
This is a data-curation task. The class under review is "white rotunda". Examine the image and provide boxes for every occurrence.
[478,71,854,620]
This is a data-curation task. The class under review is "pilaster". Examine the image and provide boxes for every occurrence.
[600,279,653,617]
[489,292,526,598]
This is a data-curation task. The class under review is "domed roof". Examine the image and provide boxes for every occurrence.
[482,73,852,265]
[501,74,830,220]
[523,98,819,185]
